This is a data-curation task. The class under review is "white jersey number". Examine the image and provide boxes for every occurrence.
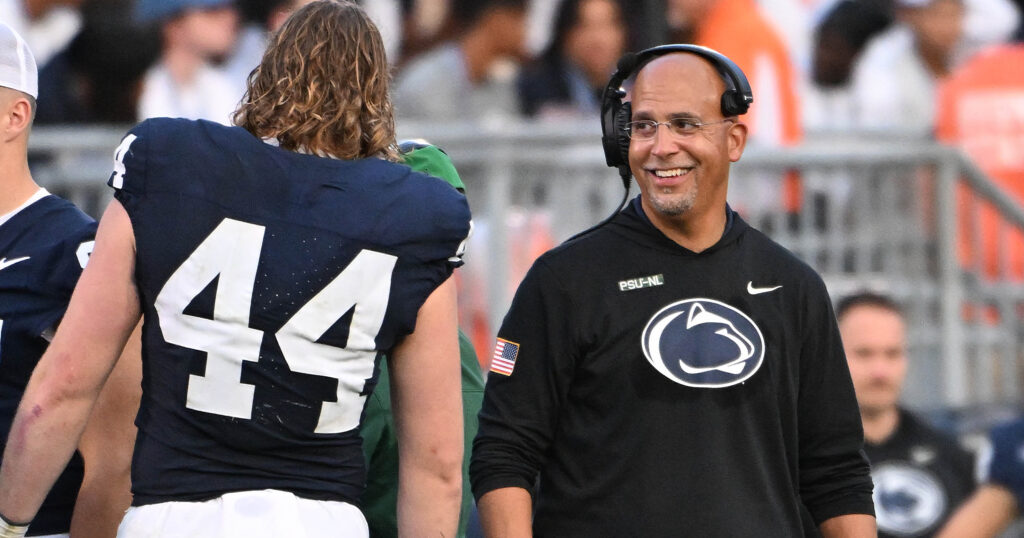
[155,218,396,433]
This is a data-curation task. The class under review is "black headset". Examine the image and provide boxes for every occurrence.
[599,44,754,178]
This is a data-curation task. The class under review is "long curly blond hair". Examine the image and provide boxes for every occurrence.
[233,0,399,161]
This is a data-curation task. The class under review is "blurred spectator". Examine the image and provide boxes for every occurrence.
[799,0,892,240]
[959,0,1021,59]
[803,0,891,130]
[666,0,801,147]
[805,0,1017,132]
[135,0,241,124]
[224,0,310,98]
[516,0,628,120]
[837,291,976,538]
[1017,0,1024,39]
[0,0,84,67]
[360,0,402,61]
[848,0,1019,135]
[395,0,453,67]
[849,0,967,134]
[666,0,803,221]
[936,44,1024,279]
[392,0,528,123]
[756,0,810,74]
[225,1,396,96]
[36,1,161,124]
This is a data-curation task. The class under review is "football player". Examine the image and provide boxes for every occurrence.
[0,22,138,538]
[360,141,485,538]
[0,2,469,537]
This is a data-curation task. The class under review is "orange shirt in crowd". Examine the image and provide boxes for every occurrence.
[936,45,1024,279]
[695,0,804,211]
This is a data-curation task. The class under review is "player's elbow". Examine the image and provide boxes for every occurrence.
[25,353,93,411]
[429,442,465,491]
[411,442,464,499]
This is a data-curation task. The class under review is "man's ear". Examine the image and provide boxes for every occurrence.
[1,95,32,142]
[727,120,748,162]
[9,97,31,132]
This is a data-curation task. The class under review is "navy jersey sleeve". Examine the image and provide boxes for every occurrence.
[107,120,149,207]
[470,259,577,500]
[796,277,876,523]
[987,418,1024,504]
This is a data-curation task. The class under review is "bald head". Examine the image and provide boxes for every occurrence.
[632,53,729,118]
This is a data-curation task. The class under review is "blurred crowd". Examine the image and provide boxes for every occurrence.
[9,0,1024,361]
[9,0,1024,223]
[4,0,1020,135]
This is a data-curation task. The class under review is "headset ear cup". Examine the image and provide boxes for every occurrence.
[721,90,744,117]
[615,101,632,167]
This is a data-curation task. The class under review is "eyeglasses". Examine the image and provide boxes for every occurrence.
[623,118,735,140]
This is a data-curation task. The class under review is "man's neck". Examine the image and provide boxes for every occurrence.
[0,147,40,215]
[861,406,901,445]
[642,199,728,253]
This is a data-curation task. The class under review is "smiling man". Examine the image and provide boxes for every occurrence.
[470,45,875,537]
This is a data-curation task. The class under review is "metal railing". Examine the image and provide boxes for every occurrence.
[28,122,1024,413]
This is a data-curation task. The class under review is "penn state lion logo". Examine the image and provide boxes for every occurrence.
[872,463,946,535]
[641,299,765,388]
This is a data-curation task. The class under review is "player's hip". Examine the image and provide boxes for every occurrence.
[117,489,367,538]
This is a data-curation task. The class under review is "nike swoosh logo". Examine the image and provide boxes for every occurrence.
[0,256,30,271]
[747,281,782,295]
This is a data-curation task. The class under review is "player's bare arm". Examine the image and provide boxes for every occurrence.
[70,320,142,538]
[389,276,463,536]
[0,200,140,525]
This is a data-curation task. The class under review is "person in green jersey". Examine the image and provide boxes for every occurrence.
[360,141,485,538]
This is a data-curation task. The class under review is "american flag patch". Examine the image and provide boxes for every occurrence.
[490,338,520,376]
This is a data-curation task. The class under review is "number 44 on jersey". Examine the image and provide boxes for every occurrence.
[155,218,396,434]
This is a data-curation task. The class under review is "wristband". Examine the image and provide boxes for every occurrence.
[0,512,28,538]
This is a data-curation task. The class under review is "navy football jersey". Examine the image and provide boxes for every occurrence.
[108,118,471,506]
[0,193,96,536]
[987,417,1024,506]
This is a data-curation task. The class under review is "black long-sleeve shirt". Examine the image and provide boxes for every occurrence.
[471,199,874,536]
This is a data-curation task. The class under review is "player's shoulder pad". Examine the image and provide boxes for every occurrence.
[24,196,98,284]
[108,118,154,194]
[108,118,204,195]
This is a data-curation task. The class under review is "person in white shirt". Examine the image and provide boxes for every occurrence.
[0,0,83,68]
[135,0,240,125]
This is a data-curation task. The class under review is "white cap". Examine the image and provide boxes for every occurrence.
[0,22,37,99]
